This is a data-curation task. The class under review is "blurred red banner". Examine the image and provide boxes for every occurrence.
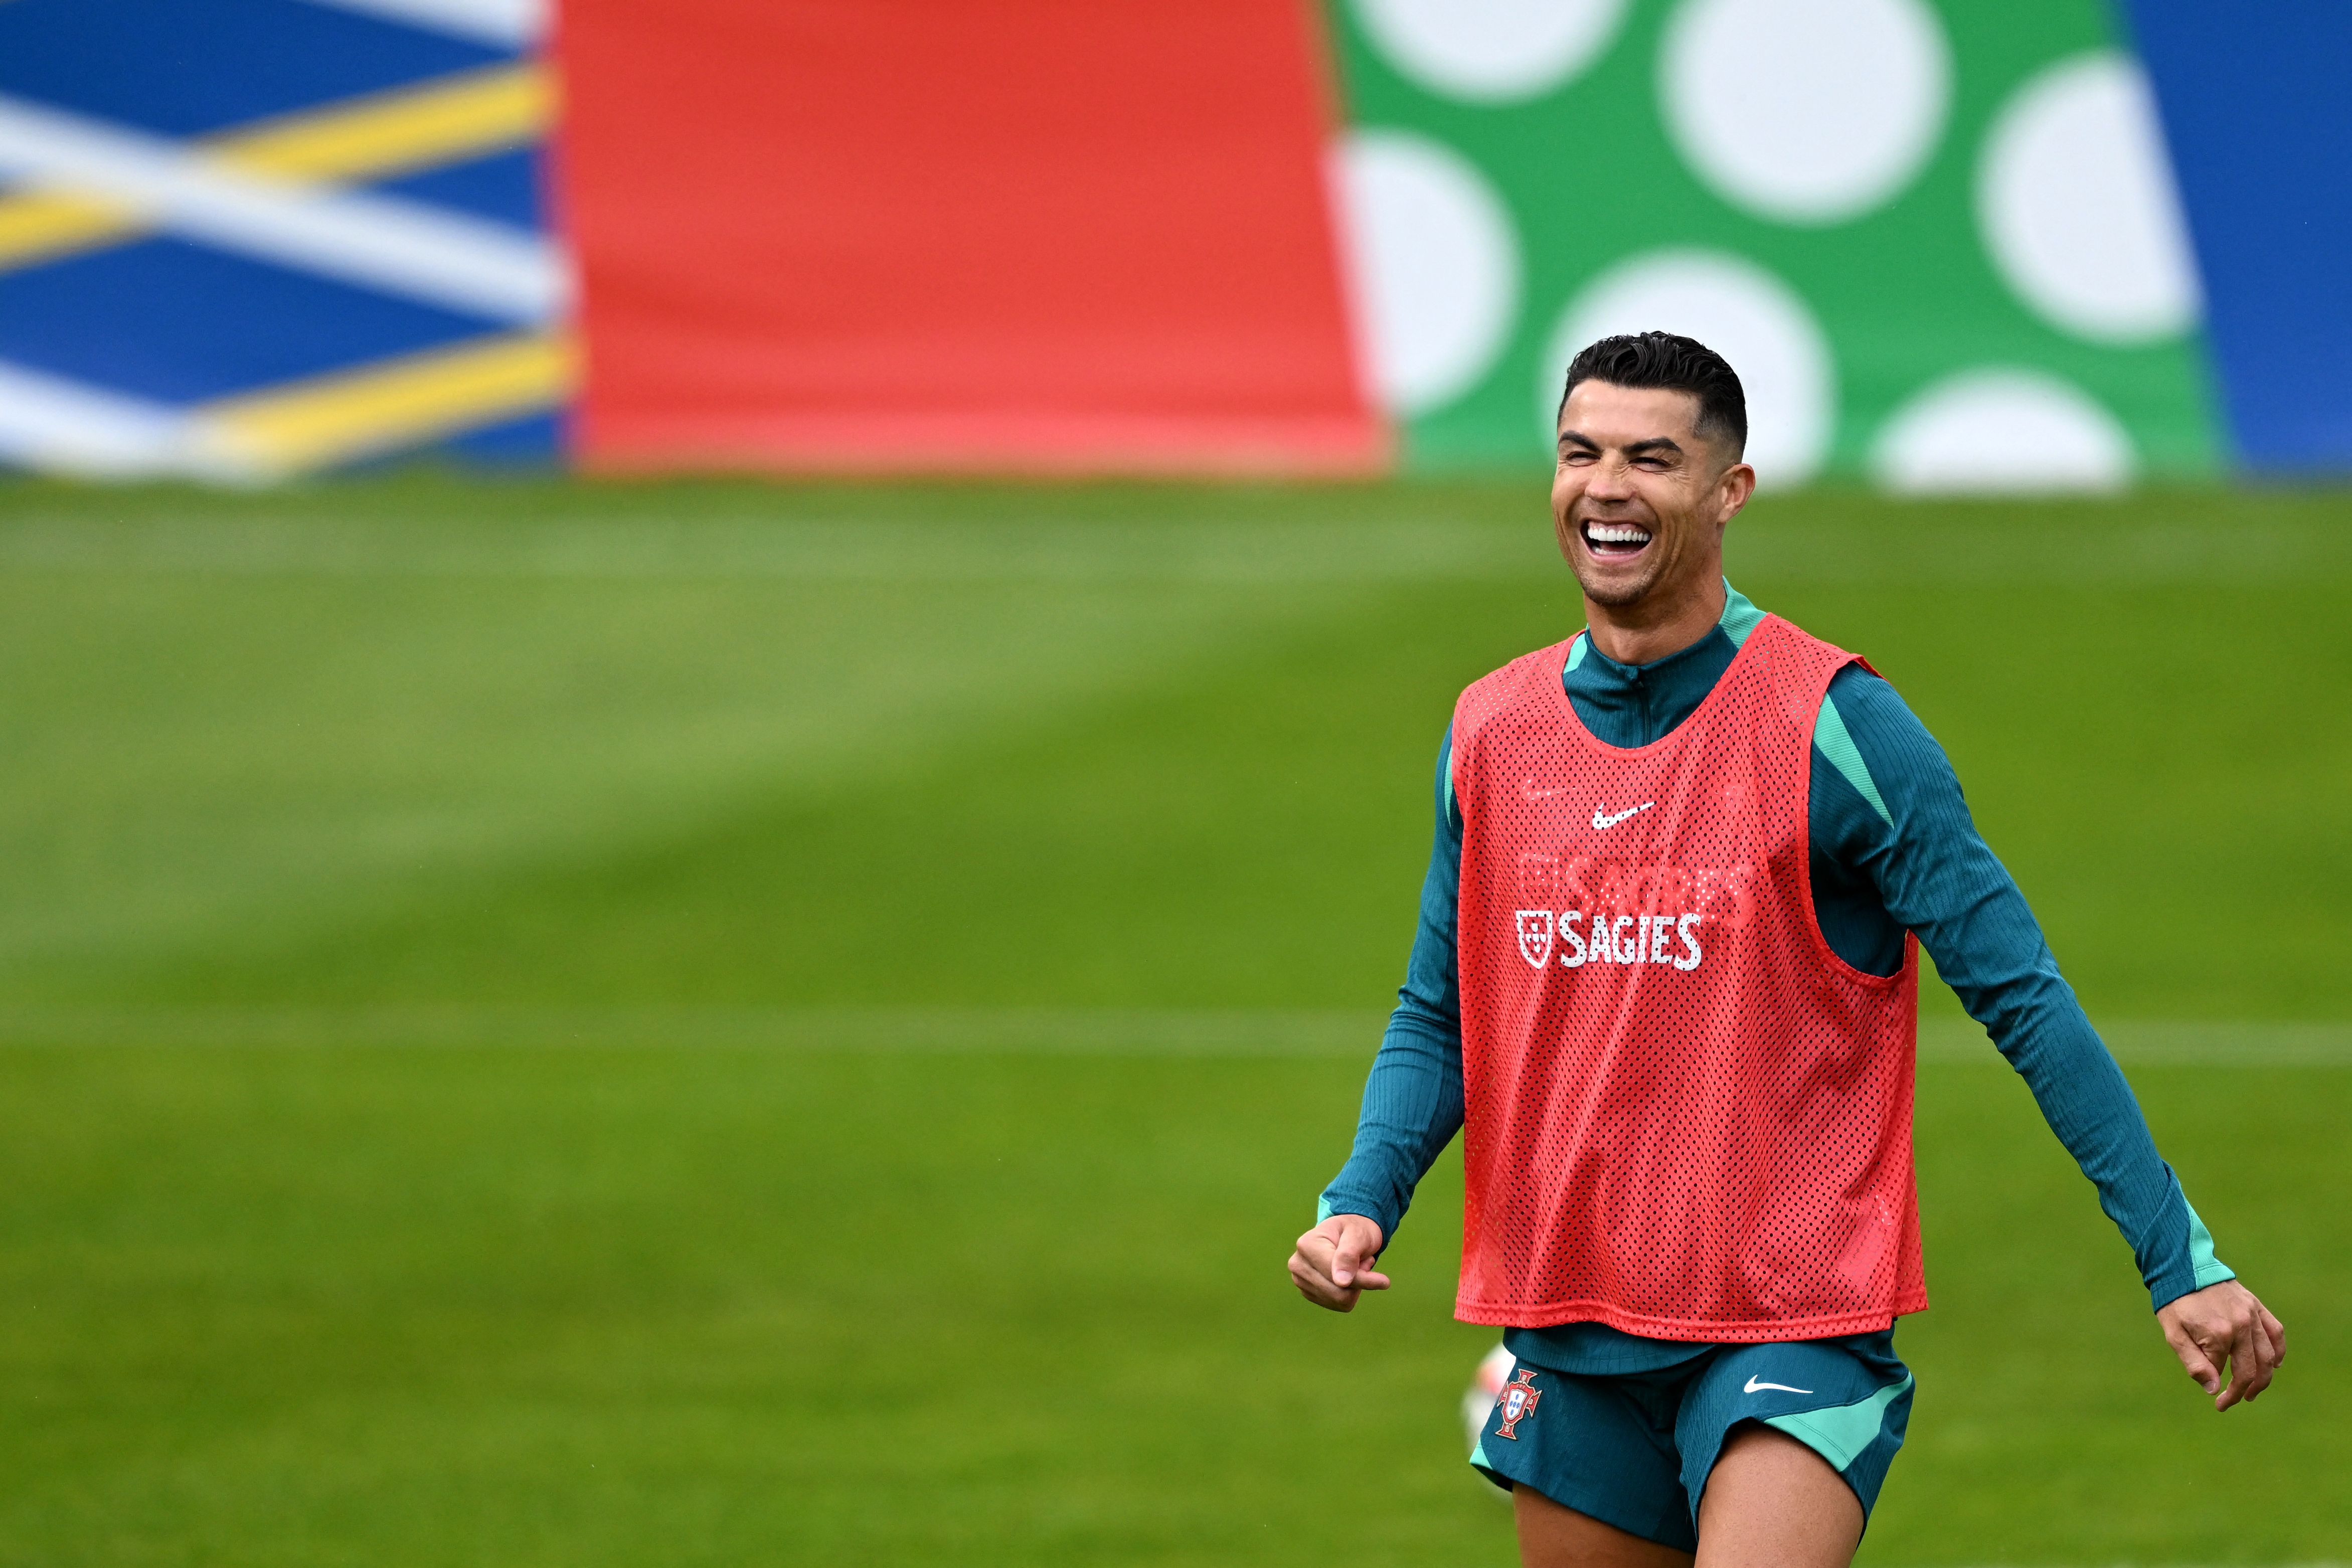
[558,0,1385,473]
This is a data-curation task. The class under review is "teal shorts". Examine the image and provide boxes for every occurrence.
[1470,1332,1913,1551]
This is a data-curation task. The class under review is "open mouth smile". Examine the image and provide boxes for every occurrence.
[1581,518,1653,559]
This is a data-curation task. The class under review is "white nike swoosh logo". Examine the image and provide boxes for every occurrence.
[1591,802,1654,829]
[1744,1376,1813,1395]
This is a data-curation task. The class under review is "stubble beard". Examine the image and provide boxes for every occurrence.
[1576,572,1655,609]
[1569,549,1669,610]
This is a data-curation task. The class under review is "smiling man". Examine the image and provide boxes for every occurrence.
[1286,333,2284,1568]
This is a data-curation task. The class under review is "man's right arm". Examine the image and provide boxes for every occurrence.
[1315,725,1467,1242]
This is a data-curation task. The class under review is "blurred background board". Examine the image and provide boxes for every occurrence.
[0,0,566,475]
[1325,0,2220,480]
[558,0,1380,472]
[0,475,2343,1563]
[8,0,2352,481]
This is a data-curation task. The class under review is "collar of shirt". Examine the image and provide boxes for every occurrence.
[1562,581,1759,750]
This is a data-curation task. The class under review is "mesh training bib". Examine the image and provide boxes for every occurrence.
[1450,613,1925,1341]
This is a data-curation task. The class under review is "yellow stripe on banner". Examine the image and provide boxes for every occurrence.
[199,331,573,476]
[222,63,549,183]
[0,63,550,270]
[0,189,133,264]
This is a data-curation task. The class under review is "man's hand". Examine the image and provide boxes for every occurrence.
[1288,1214,1391,1312]
[2158,1280,2285,1411]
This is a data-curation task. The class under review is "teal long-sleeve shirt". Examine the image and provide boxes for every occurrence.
[1319,585,2231,1369]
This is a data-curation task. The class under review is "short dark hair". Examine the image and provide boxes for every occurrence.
[1558,331,1747,458]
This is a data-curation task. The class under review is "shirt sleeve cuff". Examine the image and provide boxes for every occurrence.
[2149,1199,2237,1310]
[1315,1188,1398,1238]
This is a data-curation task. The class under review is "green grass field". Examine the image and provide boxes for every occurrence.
[0,475,2345,1565]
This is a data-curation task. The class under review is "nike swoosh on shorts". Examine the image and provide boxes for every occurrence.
[1743,1376,1813,1395]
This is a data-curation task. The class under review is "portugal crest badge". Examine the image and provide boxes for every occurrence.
[1515,910,1554,968]
[1492,1368,1542,1439]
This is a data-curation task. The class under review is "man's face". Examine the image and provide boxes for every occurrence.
[1550,381,1754,610]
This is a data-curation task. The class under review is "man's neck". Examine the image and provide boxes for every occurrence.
[1582,572,1727,666]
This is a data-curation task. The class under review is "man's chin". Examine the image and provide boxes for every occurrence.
[1569,559,1660,609]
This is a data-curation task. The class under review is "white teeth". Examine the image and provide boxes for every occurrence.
[1586,522,1651,545]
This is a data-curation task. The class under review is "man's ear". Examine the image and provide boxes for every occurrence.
[1715,460,1757,522]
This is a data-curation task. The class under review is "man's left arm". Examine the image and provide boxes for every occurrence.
[1818,665,2285,1409]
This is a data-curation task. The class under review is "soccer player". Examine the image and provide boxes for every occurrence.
[1287,333,2285,1568]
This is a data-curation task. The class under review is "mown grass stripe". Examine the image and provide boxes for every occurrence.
[0,1008,2341,1063]
[0,513,2346,585]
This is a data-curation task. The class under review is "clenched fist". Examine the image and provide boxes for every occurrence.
[1288,1213,1391,1312]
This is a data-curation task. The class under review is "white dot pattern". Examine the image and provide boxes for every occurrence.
[1450,615,1925,1339]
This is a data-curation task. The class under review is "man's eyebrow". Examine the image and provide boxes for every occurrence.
[1555,430,1687,456]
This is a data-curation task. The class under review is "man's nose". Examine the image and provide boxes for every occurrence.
[1585,458,1634,499]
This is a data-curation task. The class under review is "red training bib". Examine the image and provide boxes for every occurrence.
[1450,614,1925,1341]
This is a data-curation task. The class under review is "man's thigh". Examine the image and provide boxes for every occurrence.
[1510,1425,1862,1568]
[1516,1485,1694,1568]
[1691,1426,1862,1568]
